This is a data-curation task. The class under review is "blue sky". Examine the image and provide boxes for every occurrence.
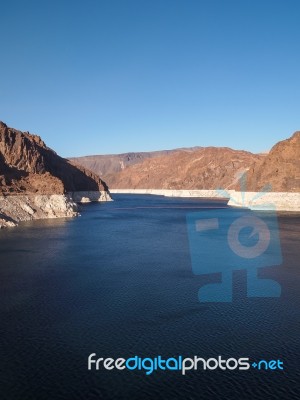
[1,0,299,157]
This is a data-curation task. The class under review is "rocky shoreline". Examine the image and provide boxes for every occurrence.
[0,122,113,229]
[1,188,298,229]
[110,189,300,212]
[68,190,112,203]
[0,191,112,228]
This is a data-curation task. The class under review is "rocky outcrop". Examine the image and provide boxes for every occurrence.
[0,121,111,227]
[0,194,78,228]
[0,121,110,195]
[246,131,300,192]
[68,191,112,203]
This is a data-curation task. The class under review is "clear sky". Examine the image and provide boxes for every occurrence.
[1,0,299,157]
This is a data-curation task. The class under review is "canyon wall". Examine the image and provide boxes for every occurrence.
[246,131,300,192]
[0,122,111,228]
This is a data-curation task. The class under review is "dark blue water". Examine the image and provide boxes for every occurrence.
[0,195,299,400]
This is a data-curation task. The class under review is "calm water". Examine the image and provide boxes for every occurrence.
[0,194,299,400]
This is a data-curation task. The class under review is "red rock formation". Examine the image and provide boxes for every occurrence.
[0,121,109,195]
[99,147,263,190]
[246,131,300,192]
[70,148,200,179]
[72,132,299,192]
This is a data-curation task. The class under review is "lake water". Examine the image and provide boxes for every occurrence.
[0,194,299,400]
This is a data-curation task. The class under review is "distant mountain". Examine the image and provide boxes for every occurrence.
[70,132,300,192]
[246,131,300,192]
[70,147,203,180]
[0,121,109,195]
[72,146,263,190]
[107,147,264,190]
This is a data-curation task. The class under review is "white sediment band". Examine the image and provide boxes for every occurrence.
[227,191,300,212]
[0,194,78,228]
[110,189,227,198]
[110,189,300,212]
[0,191,112,228]
[67,191,113,203]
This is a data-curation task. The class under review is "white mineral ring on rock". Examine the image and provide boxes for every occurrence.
[227,215,271,259]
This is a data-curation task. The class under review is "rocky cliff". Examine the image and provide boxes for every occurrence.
[0,121,111,228]
[246,131,300,192]
[0,121,109,195]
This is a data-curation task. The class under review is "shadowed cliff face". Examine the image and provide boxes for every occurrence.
[246,131,300,192]
[0,121,109,195]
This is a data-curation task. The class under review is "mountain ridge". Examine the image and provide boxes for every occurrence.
[246,131,300,192]
[0,121,109,195]
[71,132,299,192]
